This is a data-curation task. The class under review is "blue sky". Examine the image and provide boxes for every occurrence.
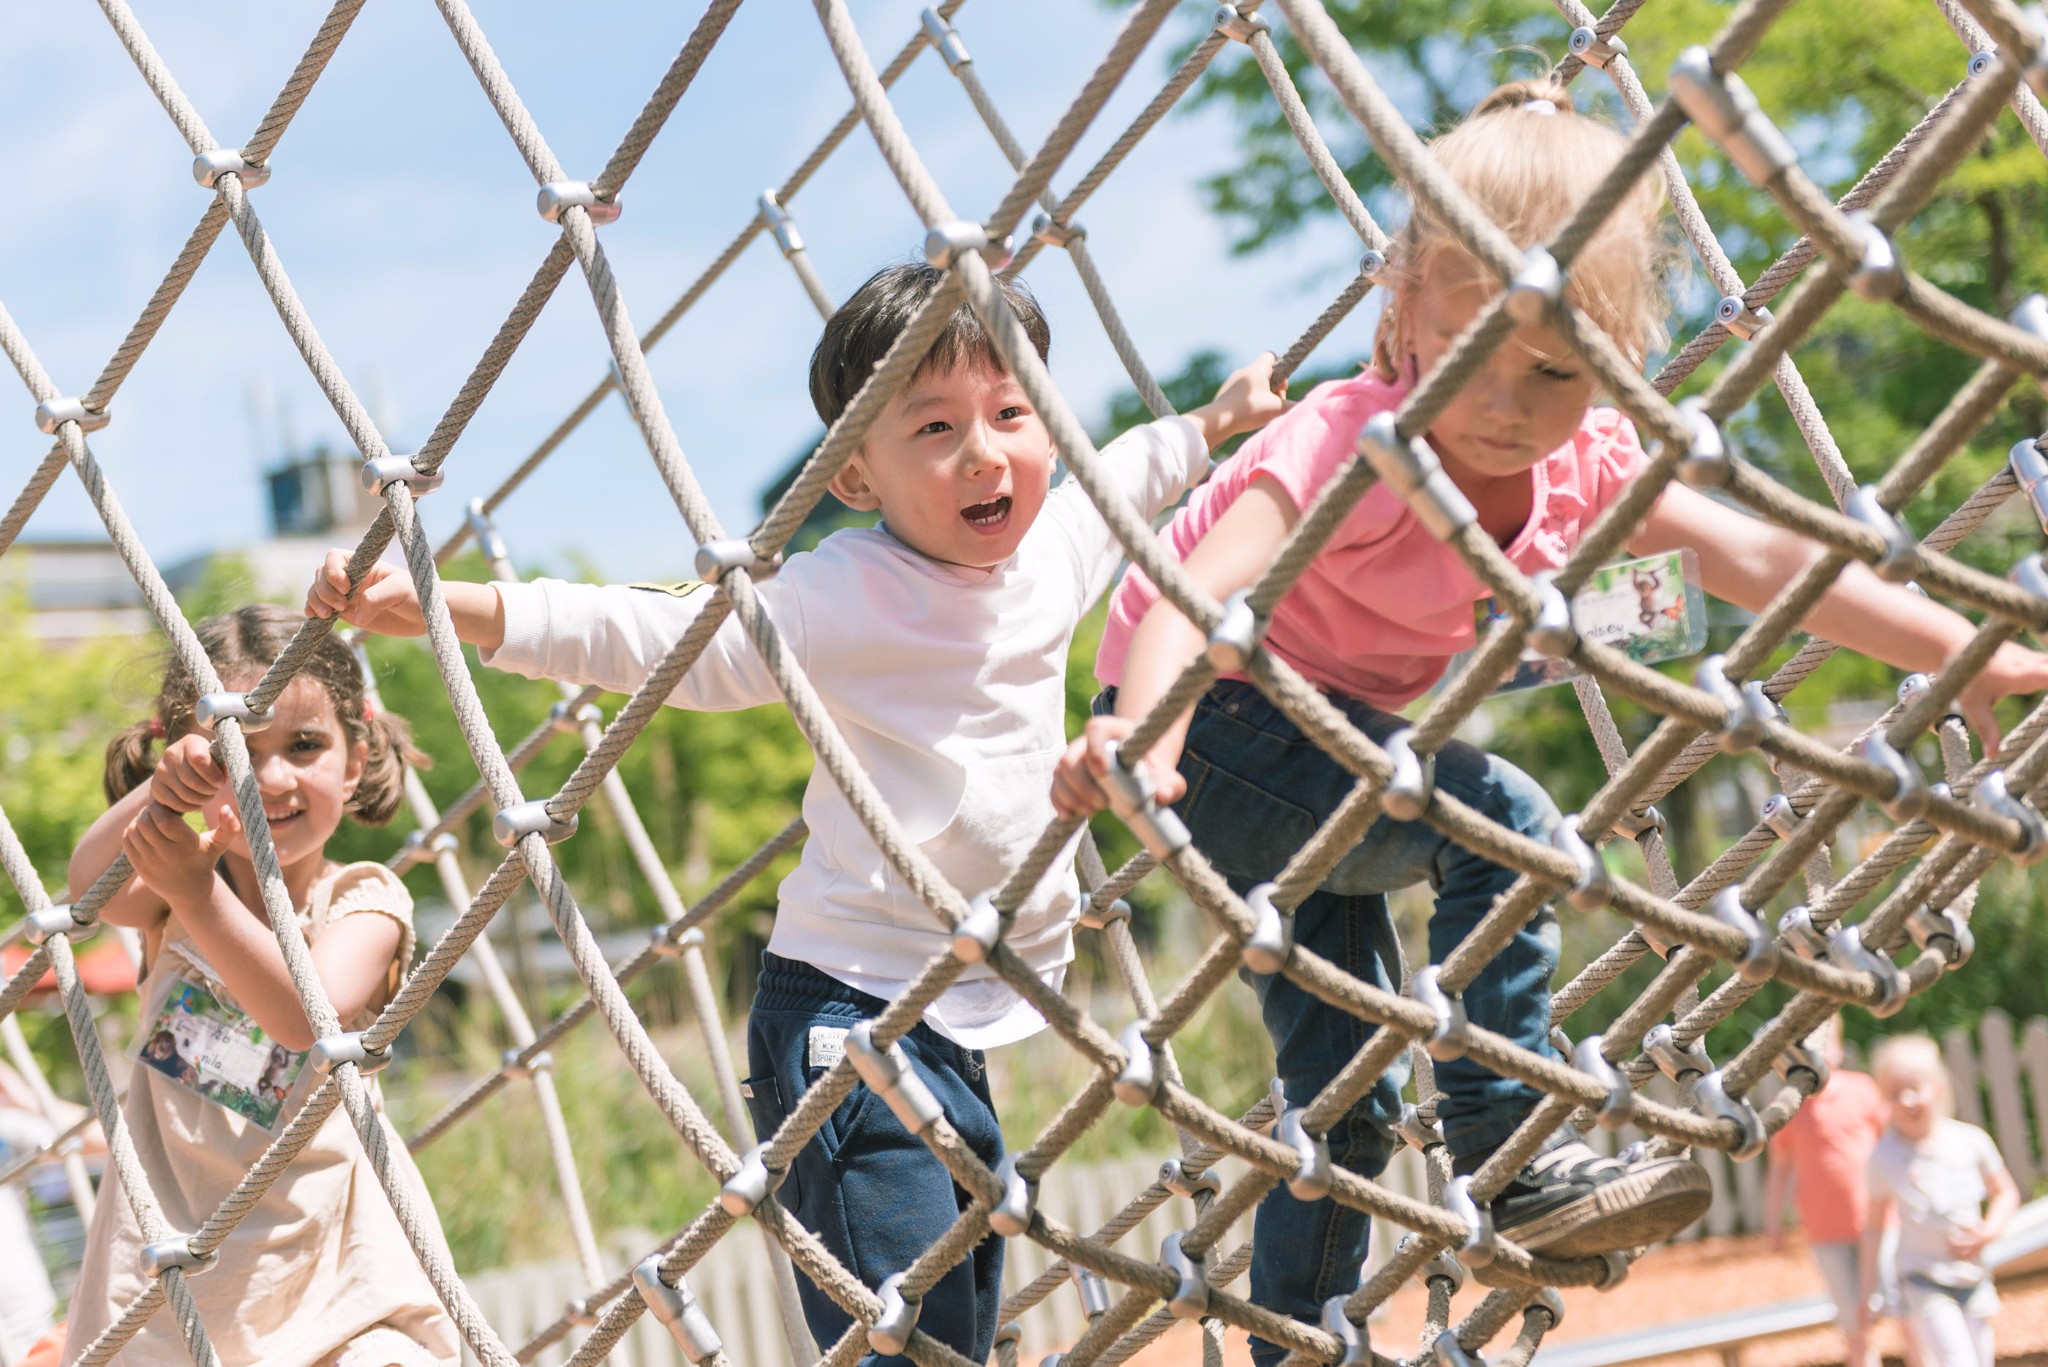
[1,1,1378,582]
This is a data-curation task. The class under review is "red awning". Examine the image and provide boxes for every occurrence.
[3,936,138,999]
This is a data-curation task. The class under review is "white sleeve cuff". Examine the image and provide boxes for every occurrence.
[1161,413,1213,491]
[478,581,549,675]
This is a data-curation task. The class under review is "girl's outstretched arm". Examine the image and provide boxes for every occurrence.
[1632,484,2048,750]
[67,781,171,930]
[1051,476,1298,818]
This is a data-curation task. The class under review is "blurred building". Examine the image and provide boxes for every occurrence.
[6,448,377,647]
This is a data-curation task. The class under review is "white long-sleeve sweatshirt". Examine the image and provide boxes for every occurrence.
[482,415,1209,1047]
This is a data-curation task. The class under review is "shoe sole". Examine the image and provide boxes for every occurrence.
[1497,1158,1714,1259]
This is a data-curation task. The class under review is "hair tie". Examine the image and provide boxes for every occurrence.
[148,716,165,739]
[1521,98,1559,115]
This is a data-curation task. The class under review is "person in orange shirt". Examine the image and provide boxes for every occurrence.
[1766,1020,1891,1367]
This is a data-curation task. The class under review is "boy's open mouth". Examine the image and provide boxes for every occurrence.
[961,495,1011,529]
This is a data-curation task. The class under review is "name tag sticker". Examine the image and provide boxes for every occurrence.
[1449,549,1707,696]
[136,976,308,1131]
[807,1025,849,1070]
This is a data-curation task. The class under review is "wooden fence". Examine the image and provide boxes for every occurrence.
[457,1011,2048,1366]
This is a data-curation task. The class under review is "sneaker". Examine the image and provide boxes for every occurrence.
[1455,1127,1712,1259]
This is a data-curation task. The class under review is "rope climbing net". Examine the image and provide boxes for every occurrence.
[5,0,2048,1364]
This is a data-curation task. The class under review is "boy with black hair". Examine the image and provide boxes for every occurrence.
[311,261,1285,1365]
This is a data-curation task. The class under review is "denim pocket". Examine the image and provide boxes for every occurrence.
[1178,748,1318,883]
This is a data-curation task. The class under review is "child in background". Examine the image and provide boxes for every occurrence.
[1864,1034,2019,1367]
[308,262,1286,1366]
[63,605,456,1367]
[1766,1018,1890,1367]
[1053,78,2048,1365]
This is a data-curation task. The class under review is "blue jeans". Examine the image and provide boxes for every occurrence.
[744,954,1005,1367]
[1106,680,1561,1365]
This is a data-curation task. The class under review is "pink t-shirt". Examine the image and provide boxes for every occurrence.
[1769,1069,1887,1244]
[1097,370,1650,708]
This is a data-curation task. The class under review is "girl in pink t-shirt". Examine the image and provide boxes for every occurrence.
[1052,78,2048,1365]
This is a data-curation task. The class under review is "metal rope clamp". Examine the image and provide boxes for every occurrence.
[924,221,1013,272]
[489,1040,550,1081]
[1395,1101,1444,1152]
[1030,213,1085,250]
[1071,1265,1114,1318]
[1694,655,1769,752]
[1772,1040,1832,1092]
[536,181,621,225]
[1714,296,1773,342]
[758,189,806,257]
[1845,486,1920,583]
[1321,1297,1373,1367]
[1380,727,1435,821]
[1673,397,1731,489]
[952,892,1005,964]
[920,8,972,72]
[1205,589,1267,673]
[192,148,270,191]
[1213,3,1270,42]
[1241,882,1294,974]
[1613,804,1667,842]
[361,454,445,498]
[1358,413,1478,541]
[1549,816,1612,910]
[634,1255,723,1363]
[989,1153,1038,1237]
[1760,792,1806,840]
[717,1142,788,1215]
[867,1272,923,1355]
[1643,1023,1713,1085]
[2011,553,2048,612]
[1973,770,2048,865]
[1844,212,1904,302]
[1531,1287,1567,1332]
[33,397,110,436]
[549,699,602,733]
[1414,1239,1467,1294]
[1568,25,1629,68]
[1113,1018,1162,1107]
[846,1021,945,1134]
[1693,1070,1766,1161]
[1277,1107,1333,1200]
[1159,1231,1211,1319]
[994,1322,1023,1352]
[648,922,706,959]
[1709,886,1780,983]
[2008,438,2048,533]
[1411,966,1470,1062]
[398,829,458,870]
[1505,247,1564,325]
[1826,924,1907,1016]
[1858,732,1928,821]
[24,903,98,947]
[1524,571,1576,659]
[1571,1034,1635,1129]
[1099,742,1192,860]
[1969,47,1999,77]
[1159,1157,1222,1201]
[1906,901,1974,968]
[142,1233,219,1279]
[493,799,578,848]
[1434,1330,1483,1367]
[1078,896,1131,932]
[563,1294,600,1328]
[1777,904,1831,962]
[311,1031,393,1076]
[466,498,511,562]
[1442,1176,1498,1268]
[694,538,781,583]
[1667,47,1799,186]
[193,691,276,734]
[1359,248,1390,286]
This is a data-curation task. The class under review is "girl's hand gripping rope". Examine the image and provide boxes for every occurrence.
[122,799,239,912]
[149,733,225,813]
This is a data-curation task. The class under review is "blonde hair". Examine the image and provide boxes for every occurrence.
[1373,78,1670,379]
[105,604,424,825]
[1871,1034,1954,1114]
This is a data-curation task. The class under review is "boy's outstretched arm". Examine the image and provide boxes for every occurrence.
[305,549,506,650]
[1632,484,2048,751]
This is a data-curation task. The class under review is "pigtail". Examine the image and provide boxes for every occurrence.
[104,719,161,805]
[348,709,428,826]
